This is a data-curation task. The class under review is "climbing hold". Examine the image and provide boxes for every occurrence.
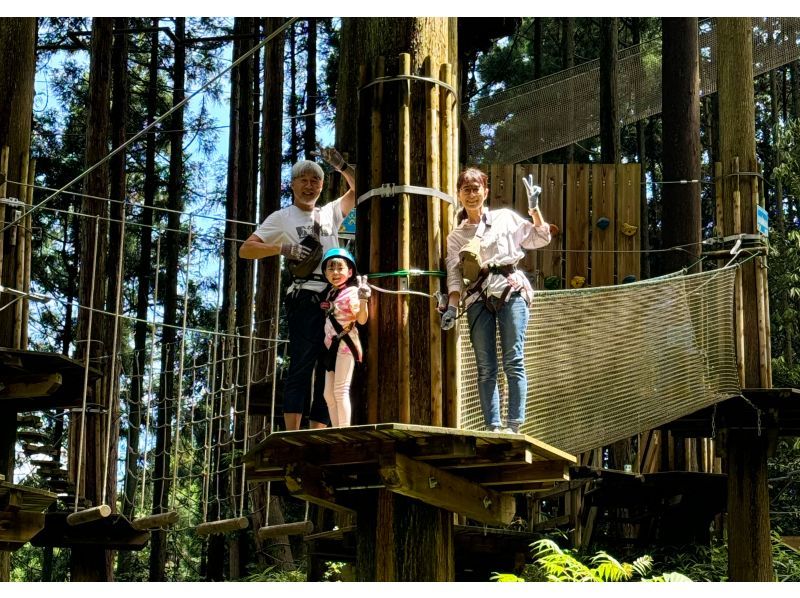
[544,275,561,290]
[570,275,585,289]
[548,222,560,236]
[620,222,638,237]
[621,274,637,284]
[596,216,610,230]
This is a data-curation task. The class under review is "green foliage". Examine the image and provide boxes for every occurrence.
[242,564,306,582]
[493,539,692,582]
[654,534,800,582]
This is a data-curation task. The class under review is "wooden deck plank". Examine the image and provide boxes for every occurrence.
[0,480,57,512]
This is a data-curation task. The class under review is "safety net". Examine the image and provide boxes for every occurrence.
[463,17,800,164]
[458,265,741,454]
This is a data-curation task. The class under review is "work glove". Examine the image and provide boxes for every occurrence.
[357,275,372,300]
[440,306,457,331]
[313,146,348,172]
[521,174,542,211]
[280,242,311,261]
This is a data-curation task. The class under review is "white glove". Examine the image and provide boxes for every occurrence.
[357,275,371,300]
[313,146,348,172]
[280,242,310,261]
[440,306,457,331]
[522,174,542,211]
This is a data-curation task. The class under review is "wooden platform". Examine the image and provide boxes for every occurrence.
[666,388,800,437]
[0,348,102,410]
[244,423,576,526]
[0,479,58,551]
[29,512,150,550]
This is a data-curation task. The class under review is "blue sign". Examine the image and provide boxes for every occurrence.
[757,205,768,237]
[339,209,356,237]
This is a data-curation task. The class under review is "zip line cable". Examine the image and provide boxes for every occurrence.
[1,16,299,235]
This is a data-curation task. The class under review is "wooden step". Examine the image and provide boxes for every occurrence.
[17,430,50,443]
[16,415,43,428]
[46,480,74,492]
[21,443,58,457]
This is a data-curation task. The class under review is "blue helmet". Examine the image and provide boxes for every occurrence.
[321,247,357,274]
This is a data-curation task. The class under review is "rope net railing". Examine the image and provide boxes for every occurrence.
[458,265,741,455]
[463,17,800,164]
[13,193,286,575]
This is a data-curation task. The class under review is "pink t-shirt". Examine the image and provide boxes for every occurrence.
[323,285,362,358]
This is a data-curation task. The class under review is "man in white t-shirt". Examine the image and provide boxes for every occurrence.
[240,150,355,430]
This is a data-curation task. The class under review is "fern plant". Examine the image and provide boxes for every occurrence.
[492,539,692,582]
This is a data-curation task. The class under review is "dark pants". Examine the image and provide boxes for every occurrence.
[283,289,330,425]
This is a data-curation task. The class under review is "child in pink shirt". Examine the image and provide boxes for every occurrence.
[319,248,370,426]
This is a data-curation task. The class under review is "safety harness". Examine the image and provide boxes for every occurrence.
[321,286,361,371]
[288,208,325,284]
[460,213,522,314]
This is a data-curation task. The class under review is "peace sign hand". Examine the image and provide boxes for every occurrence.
[357,275,372,300]
[521,174,542,211]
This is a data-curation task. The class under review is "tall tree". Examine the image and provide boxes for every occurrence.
[336,17,459,581]
[250,17,295,570]
[148,17,187,582]
[599,17,619,163]
[304,18,317,159]
[0,16,36,583]
[716,17,773,582]
[661,18,701,275]
[71,16,115,581]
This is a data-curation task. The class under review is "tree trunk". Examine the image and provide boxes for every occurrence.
[304,18,317,159]
[661,18,701,275]
[230,16,257,582]
[599,17,619,164]
[0,24,36,581]
[249,18,293,568]
[148,17,186,582]
[337,17,458,581]
[0,26,36,567]
[108,18,137,581]
[632,19,649,279]
[716,17,773,582]
[288,23,298,164]
[71,16,115,582]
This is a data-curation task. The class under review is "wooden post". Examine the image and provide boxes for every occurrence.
[195,517,249,536]
[12,151,29,348]
[397,53,411,424]
[130,510,179,531]
[440,63,459,428]
[367,57,384,424]
[66,504,112,526]
[256,520,312,539]
[717,17,773,581]
[0,147,8,285]
[20,157,34,349]
[425,57,443,426]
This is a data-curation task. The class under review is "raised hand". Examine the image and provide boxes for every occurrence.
[440,306,457,331]
[521,174,542,211]
[313,146,348,172]
[280,242,311,261]
[357,275,372,300]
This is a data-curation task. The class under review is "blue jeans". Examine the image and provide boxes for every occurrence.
[466,293,529,429]
[284,289,331,426]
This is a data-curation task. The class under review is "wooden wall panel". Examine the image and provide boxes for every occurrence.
[565,164,589,287]
[615,164,641,283]
[590,164,615,286]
